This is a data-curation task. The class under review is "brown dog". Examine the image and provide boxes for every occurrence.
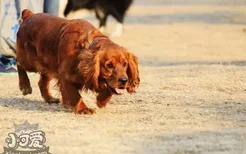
[16,9,140,114]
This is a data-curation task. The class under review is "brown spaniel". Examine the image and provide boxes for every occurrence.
[16,9,140,114]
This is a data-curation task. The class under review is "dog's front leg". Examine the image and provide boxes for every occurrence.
[97,89,112,108]
[60,79,95,114]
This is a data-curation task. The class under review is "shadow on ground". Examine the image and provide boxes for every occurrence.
[129,129,246,154]
[0,97,70,113]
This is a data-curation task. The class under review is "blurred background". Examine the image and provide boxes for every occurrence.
[1,0,246,71]
[0,1,246,153]
[59,0,246,66]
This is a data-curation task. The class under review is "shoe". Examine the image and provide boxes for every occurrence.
[0,62,17,73]
[4,64,17,72]
[0,55,17,73]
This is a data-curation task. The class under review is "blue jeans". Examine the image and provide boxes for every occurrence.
[15,0,59,16]
[43,0,59,16]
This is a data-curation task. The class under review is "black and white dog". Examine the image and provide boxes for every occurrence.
[64,0,133,36]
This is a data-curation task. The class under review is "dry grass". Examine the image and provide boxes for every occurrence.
[0,1,246,154]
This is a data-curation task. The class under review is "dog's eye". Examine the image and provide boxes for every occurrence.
[122,62,127,67]
[107,63,114,68]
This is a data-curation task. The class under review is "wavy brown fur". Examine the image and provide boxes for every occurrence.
[16,9,140,114]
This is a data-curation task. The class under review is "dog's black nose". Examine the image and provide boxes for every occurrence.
[118,77,128,85]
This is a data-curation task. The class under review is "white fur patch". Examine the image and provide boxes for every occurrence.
[111,23,123,37]
[99,26,105,33]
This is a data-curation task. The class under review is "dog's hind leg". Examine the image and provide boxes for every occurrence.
[98,16,108,33]
[17,64,32,95]
[63,0,74,17]
[95,7,108,32]
[111,22,123,37]
[38,74,60,104]
[110,10,124,36]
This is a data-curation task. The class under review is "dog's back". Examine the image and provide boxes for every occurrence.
[17,10,64,72]
[17,9,99,73]
[64,0,133,17]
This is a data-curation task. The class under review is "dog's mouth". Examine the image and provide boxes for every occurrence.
[109,86,126,95]
[99,78,127,95]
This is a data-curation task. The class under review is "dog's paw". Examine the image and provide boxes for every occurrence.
[46,98,60,104]
[20,87,32,95]
[111,23,123,37]
[75,108,96,115]
[111,31,122,37]
[97,102,107,108]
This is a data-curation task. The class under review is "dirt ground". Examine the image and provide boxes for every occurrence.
[1,0,246,154]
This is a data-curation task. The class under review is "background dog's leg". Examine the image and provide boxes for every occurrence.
[98,16,108,33]
[17,64,32,95]
[96,89,112,108]
[63,0,74,17]
[38,74,59,104]
[60,79,95,114]
[111,23,123,37]
[95,7,108,33]
[110,10,124,36]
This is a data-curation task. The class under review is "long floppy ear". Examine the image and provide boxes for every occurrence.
[127,52,140,93]
[78,50,100,91]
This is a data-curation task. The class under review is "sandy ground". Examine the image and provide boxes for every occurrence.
[1,0,246,154]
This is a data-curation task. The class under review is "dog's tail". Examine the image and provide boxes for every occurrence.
[21,9,34,20]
